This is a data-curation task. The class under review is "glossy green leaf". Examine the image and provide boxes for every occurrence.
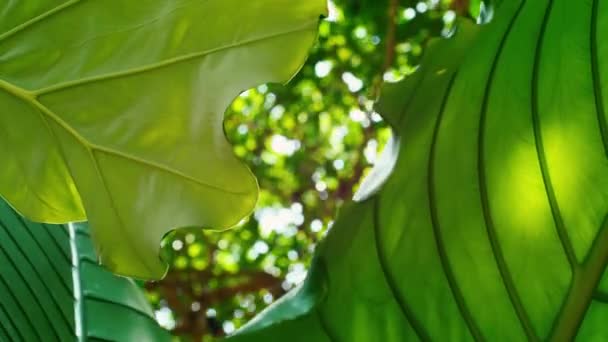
[0,199,169,341]
[228,0,608,340]
[0,0,326,279]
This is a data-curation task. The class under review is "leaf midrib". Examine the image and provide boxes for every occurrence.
[2,78,199,275]
[0,2,320,278]
[1,50,245,277]
[0,18,318,194]
[0,79,252,196]
[68,224,86,342]
[548,0,608,338]
[428,72,483,341]
[372,197,431,341]
[477,0,537,339]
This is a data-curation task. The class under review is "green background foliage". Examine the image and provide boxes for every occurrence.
[147,0,460,340]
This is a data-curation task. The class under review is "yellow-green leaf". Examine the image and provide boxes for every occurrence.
[0,0,327,279]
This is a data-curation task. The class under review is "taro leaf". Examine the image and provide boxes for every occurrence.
[0,199,169,341]
[228,0,608,340]
[0,0,326,279]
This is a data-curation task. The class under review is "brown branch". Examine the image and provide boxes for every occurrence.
[370,0,399,100]
[383,0,399,71]
[147,270,284,340]
[450,0,471,16]
[146,270,278,289]
[202,272,283,305]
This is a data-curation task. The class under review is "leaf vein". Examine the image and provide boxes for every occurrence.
[0,0,82,41]
[93,147,251,195]
[0,82,252,196]
[428,72,483,341]
[549,215,608,339]
[83,290,159,326]
[531,0,577,268]
[15,215,73,296]
[316,308,338,342]
[33,21,319,96]
[0,276,35,341]
[0,221,62,341]
[591,0,608,156]
[0,301,23,341]
[372,196,431,341]
[477,0,538,339]
[89,149,158,275]
[4,212,75,334]
[20,94,158,276]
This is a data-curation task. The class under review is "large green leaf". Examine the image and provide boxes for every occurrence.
[0,199,169,341]
[228,0,608,340]
[0,0,326,279]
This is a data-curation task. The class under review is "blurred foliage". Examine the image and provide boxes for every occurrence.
[145,0,477,340]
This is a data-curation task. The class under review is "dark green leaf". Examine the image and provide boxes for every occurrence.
[0,199,169,341]
[228,0,608,340]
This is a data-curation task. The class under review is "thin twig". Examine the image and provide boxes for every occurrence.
[383,0,399,71]
[370,0,399,100]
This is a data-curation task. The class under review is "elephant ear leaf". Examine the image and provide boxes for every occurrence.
[0,0,326,279]
[228,0,608,340]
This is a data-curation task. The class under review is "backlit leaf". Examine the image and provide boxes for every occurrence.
[228,0,608,340]
[0,0,326,279]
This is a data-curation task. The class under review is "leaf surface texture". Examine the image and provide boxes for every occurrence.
[0,199,169,341]
[0,0,326,278]
[228,0,608,340]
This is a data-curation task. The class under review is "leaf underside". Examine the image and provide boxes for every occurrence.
[228,0,608,340]
[0,199,169,341]
[0,0,326,279]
